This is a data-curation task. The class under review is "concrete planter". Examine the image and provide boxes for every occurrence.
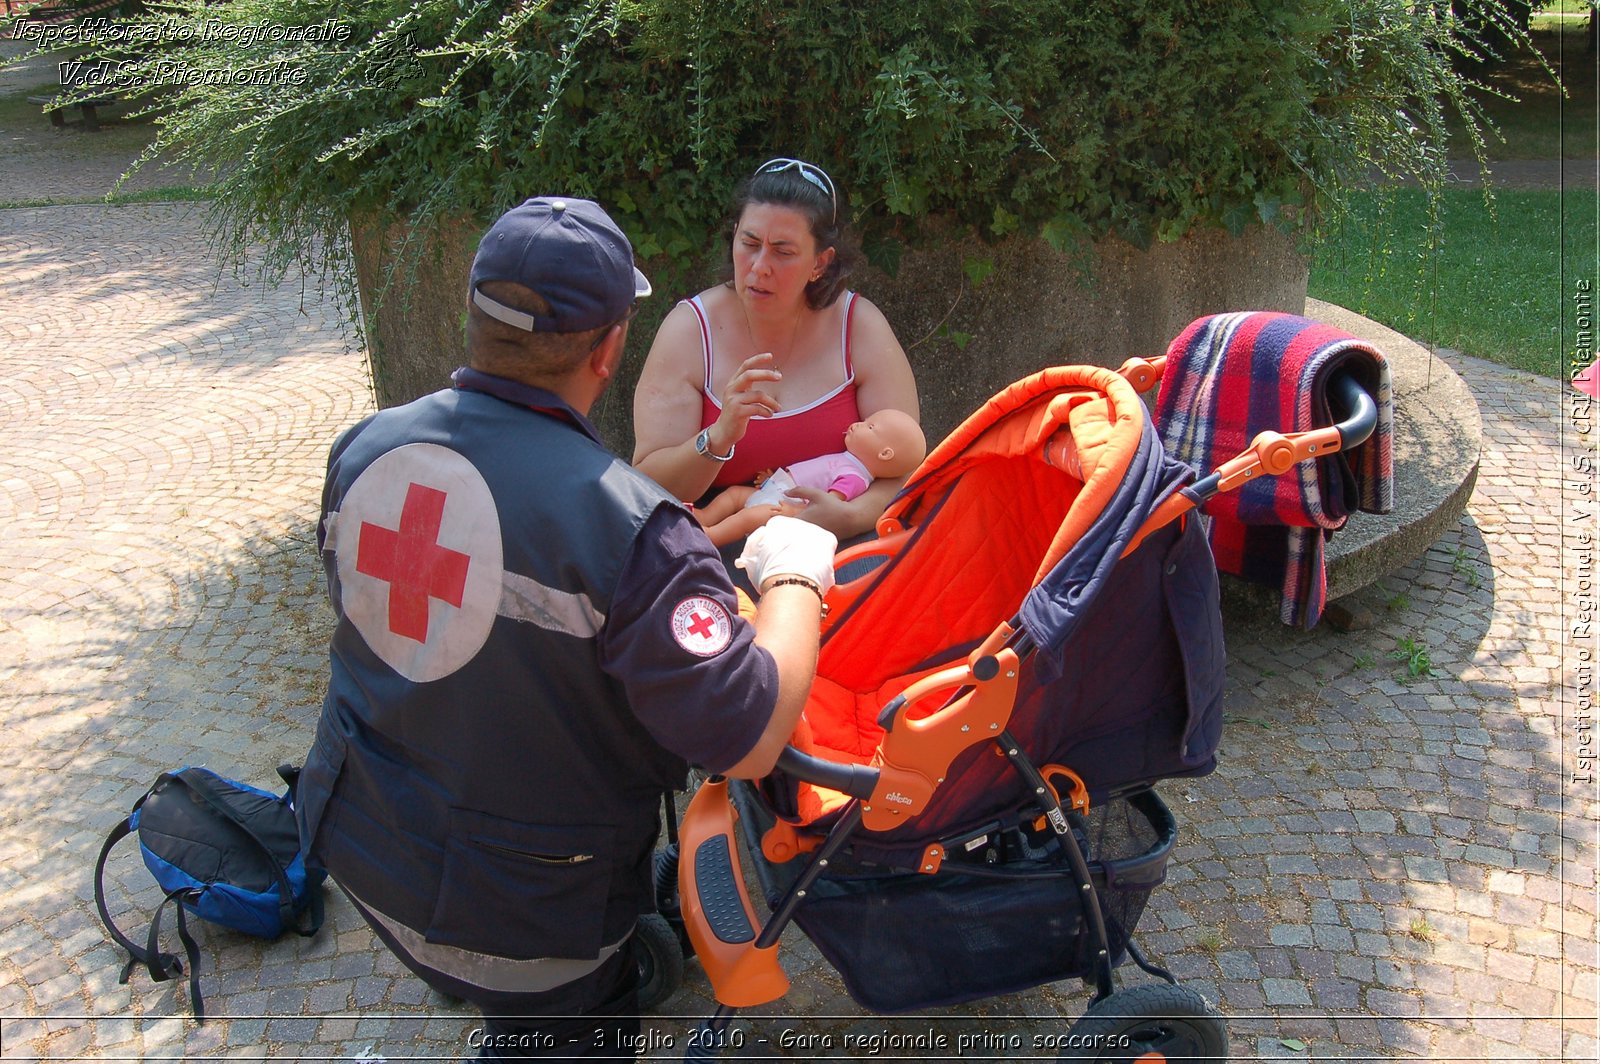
[857,222,1308,444]
[348,216,1482,626]
[350,216,1308,453]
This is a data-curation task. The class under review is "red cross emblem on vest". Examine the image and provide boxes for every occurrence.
[355,482,471,643]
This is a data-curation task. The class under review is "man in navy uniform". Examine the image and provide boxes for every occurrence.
[296,196,837,1058]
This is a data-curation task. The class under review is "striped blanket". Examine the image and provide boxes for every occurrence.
[1154,312,1395,627]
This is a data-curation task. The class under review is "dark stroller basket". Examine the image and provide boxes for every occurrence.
[734,781,1176,1012]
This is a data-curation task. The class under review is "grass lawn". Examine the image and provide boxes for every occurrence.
[1310,21,1595,380]
[1446,21,1596,160]
[0,72,211,208]
[1307,186,1594,380]
[0,77,159,153]
[1536,0,1594,16]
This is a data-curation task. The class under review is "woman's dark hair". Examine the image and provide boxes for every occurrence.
[722,160,860,309]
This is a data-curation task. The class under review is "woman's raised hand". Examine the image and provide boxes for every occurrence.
[710,352,783,452]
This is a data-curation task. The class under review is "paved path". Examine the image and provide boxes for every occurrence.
[0,68,1597,1064]
[1442,158,1598,190]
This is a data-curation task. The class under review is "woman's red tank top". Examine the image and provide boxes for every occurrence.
[691,292,861,488]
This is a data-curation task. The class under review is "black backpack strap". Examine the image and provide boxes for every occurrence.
[174,769,308,936]
[299,873,324,937]
[93,808,197,1011]
[147,888,205,1023]
[274,763,324,937]
[276,762,301,795]
[94,817,150,973]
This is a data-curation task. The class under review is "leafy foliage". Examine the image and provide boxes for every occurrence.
[9,0,1537,304]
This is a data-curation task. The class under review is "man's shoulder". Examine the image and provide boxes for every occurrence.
[599,460,691,524]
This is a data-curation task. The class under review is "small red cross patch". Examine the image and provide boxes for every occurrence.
[670,597,732,657]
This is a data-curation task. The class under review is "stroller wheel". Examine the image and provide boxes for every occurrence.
[635,913,685,1012]
[1060,983,1228,1062]
[653,843,695,956]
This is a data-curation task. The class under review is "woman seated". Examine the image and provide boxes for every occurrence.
[632,157,920,542]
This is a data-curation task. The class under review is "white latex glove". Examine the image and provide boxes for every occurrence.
[735,515,838,594]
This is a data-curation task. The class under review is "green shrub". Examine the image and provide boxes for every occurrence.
[9,0,1534,303]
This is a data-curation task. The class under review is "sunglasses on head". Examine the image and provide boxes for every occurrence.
[755,157,837,225]
[589,301,639,351]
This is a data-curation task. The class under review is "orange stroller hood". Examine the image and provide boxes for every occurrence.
[774,360,1224,847]
[819,364,1154,700]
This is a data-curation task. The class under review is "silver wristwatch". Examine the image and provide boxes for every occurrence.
[694,428,735,462]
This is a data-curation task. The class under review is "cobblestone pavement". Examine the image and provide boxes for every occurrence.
[1,91,1597,1064]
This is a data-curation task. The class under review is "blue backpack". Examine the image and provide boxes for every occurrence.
[93,765,326,1021]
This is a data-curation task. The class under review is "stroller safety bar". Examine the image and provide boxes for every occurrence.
[773,747,877,800]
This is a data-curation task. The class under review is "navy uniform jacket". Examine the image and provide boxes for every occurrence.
[296,368,777,990]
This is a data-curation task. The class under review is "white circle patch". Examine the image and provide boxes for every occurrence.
[332,443,504,683]
[670,597,733,657]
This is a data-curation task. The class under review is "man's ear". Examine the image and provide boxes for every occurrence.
[589,324,624,378]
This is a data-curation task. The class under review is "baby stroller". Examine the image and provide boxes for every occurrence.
[654,357,1376,1061]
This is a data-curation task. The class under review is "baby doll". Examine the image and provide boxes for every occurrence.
[693,409,927,547]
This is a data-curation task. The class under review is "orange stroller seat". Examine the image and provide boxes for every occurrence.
[769,363,1224,847]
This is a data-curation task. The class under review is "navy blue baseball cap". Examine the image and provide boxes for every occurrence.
[469,197,652,333]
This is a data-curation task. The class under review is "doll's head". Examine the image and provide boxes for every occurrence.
[843,409,926,479]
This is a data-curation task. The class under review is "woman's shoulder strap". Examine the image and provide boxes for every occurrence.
[839,290,858,379]
[682,295,714,392]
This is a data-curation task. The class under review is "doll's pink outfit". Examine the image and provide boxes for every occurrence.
[745,450,873,509]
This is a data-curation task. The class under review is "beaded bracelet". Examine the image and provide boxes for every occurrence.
[764,576,829,618]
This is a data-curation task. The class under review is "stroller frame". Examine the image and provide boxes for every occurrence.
[666,629,1175,1047]
[656,357,1378,1061]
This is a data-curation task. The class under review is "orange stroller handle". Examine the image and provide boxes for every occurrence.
[1117,355,1165,393]
[1030,763,1091,835]
[1039,764,1091,815]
